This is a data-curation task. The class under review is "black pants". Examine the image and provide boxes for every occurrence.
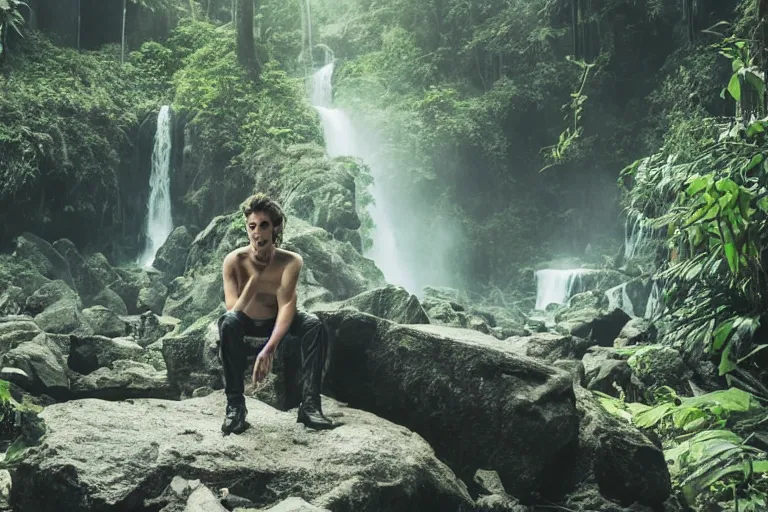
[217,310,326,407]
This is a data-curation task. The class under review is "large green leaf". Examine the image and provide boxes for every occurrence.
[728,73,742,102]
[713,320,735,351]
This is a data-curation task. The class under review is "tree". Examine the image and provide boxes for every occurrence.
[236,0,260,80]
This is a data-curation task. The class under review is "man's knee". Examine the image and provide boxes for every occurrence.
[218,311,245,339]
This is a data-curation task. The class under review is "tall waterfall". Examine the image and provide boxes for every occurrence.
[310,63,416,293]
[138,105,173,267]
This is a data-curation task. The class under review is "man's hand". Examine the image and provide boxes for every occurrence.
[252,346,275,385]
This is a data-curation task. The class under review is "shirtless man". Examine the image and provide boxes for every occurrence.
[217,193,335,434]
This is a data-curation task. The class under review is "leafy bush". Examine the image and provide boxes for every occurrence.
[598,387,768,511]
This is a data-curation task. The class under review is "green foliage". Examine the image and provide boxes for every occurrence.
[0,0,27,57]
[598,388,768,510]
[718,37,765,115]
[0,32,162,241]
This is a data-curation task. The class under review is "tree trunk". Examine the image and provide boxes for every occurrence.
[236,0,260,81]
[121,0,126,64]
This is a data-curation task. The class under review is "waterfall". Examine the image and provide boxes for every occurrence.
[310,63,416,293]
[624,213,649,260]
[535,269,591,310]
[605,282,636,317]
[644,281,662,320]
[138,105,173,267]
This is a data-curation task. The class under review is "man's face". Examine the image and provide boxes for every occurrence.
[246,212,275,253]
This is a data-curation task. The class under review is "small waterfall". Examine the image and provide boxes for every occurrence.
[605,282,636,317]
[138,105,173,267]
[535,269,591,310]
[644,281,662,319]
[310,63,415,292]
[624,213,650,260]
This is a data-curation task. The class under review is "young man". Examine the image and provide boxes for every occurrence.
[217,193,335,434]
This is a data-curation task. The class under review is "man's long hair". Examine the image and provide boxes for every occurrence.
[241,193,286,247]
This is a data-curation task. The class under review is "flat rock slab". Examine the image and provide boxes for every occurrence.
[10,392,474,512]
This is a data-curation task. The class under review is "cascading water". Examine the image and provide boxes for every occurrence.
[624,213,650,260]
[138,105,173,267]
[309,63,417,293]
[535,269,591,310]
[644,281,662,319]
[606,282,636,317]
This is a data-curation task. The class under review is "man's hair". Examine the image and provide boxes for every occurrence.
[241,193,286,246]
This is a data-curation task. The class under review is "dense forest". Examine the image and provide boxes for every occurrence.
[2,0,768,511]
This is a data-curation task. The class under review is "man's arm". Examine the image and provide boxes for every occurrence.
[263,255,303,353]
[222,253,241,311]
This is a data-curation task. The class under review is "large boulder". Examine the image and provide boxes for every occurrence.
[504,332,590,363]
[0,286,25,316]
[556,307,631,348]
[281,151,362,248]
[68,335,145,375]
[70,359,174,400]
[12,233,74,289]
[627,345,690,394]
[0,316,42,355]
[163,274,223,330]
[154,226,195,283]
[548,384,671,507]
[81,306,129,338]
[161,314,223,395]
[319,309,579,499]
[581,346,633,398]
[52,238,104,300]
[0,254,50,297]
[11,393,475,512]
[0,333,70,398]
[23,280,81,317]
[315,285,429,324]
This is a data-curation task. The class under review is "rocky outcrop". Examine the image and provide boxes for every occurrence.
[154,226,195,283]
[314,285,429,325]
[549,384,671,508]
[319,308,579,499]
[11,392,475,512]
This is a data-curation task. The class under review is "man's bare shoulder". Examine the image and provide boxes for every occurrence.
[223,247,249,268]
[275,248,303,268]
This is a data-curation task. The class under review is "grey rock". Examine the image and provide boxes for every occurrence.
[550,384,671,507]
[71,359,174,400]
[315,285,429,325]
[582,347,632,397]
[504,332,590,362]
[0,333,69,397]
[154,226,195,283]
[35,297,86,335]
[91,287,129,316]
[627,345,690,393]
[138,279,169,316]
[0,286,24,316]
[24,280,81,317]
[0,317,41,355]
[82,305,129,338]
[163,274,221,329]
[11,393,475,512]
[261,497,330,511]
[68,335,145,375]
[13,232,74,288]
[319,309,578,499]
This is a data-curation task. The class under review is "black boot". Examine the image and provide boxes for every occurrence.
[297,399,336,430]
[222,402,248,434]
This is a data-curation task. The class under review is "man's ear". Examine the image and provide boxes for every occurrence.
[274,224,283,234]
